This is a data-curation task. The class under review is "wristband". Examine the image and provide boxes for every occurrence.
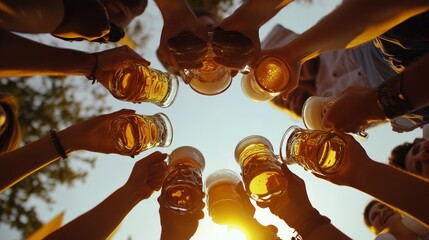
[376,72,413,120]
[86,53,99,84]
[49,129,68,160]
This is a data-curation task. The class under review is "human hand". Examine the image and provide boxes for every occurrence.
[211,26,259,69]
[64,108,137,155]
[124,151,168,200]
[157,11,209,72]
[158,195,205,240]
[94,45,150,87]
[322,87,386,133]
[313,131,373,186]
[256,164,314,229]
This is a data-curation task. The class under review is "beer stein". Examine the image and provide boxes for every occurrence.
[160,146,205,214]
[235,135,287,202]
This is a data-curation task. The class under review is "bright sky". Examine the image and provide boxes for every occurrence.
[1,0,424,239]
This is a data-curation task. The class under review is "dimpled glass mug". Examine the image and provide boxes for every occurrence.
[235,135,287,202]
[280,125,348,175]
[108,112,173,156]
[160,146,205,215]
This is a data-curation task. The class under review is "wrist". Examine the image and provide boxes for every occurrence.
[376,72,413,120]
[292,209,331,239]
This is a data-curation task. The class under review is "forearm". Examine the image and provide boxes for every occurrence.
[154,0,192,21]
[224,0,293,29]
[45,185,141,240]
[0,30,95,77]
[402,53,429,110]
[351,160,429,226]
[0,127,79,192]
[281,0,429,63]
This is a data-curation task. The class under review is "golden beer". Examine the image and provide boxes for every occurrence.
[108,113,173,156]
[241,56,290,102]
[282,126,347,175]
[161,146,205,215]
[206,170,243,225]
[110,61,178,107]
[235,136,287,202]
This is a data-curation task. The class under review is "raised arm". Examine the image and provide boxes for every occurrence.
[0,30,148,86]
[258,164,351,240]
[0,109,136,193]
[320,131,429,227]
[44,152,168,240]
[322,53,429,134]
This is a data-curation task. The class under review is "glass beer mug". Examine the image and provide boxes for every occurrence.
[180,32,233,96]
[280,125,348,175]
[160,146,205,215]
[205,169,244,225]
[109,61,179,107]
[108,112,173,156]
[235,135,287,202]
[241,56,292,102]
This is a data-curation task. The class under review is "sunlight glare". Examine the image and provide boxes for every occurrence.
[223,228,247,240]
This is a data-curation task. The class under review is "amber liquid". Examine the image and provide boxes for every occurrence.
[110,62,171,104]
[287,129,346,175]
[207,181,243,224]
[255,57,289,92]
[161,159,203,214]
[108,114,168,156]
[238,144,287,202]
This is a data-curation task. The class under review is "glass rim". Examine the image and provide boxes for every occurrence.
[234,135,274,162]
[154,112,173,148]
[279,125,301,164]
[168,145,206,170]
[253,55,291,93]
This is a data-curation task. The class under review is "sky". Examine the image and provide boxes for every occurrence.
[1,0,425,239]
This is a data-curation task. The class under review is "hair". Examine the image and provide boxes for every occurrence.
[0,92,21,154]
[389,138,424,170]
[363,199,381,234]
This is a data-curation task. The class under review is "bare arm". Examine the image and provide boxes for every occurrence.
[45,152,168,240]
[281,0,429,63]
[323,53,429,134]
[0,0,64,33]
[259,164,351,240]
[321,132,429,227]
[0,109,136,193]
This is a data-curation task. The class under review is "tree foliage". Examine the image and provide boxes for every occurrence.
[0,75,110,238]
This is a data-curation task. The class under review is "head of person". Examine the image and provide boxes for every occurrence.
[269,57,319,118]
[363,200,402,235]
[191,7,220,31]
[0,92,21,154]
[389,138,429,178]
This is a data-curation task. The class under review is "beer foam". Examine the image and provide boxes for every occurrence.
[302,97,327,130]
[234,135,273,162]
[169,146,206,169]
[241,72,274,101]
